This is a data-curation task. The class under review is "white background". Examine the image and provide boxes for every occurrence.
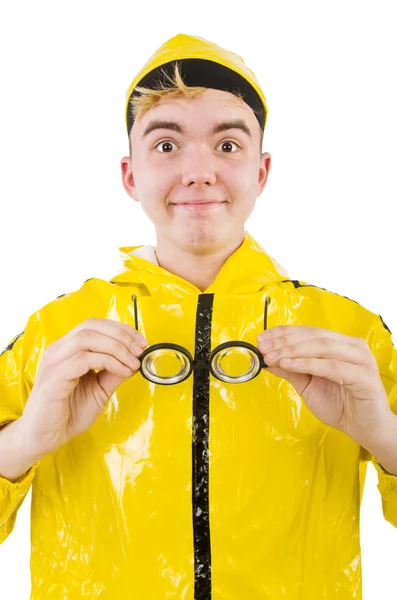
[0,1,396,597]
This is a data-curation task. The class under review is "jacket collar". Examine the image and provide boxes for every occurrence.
[110,230,289,295]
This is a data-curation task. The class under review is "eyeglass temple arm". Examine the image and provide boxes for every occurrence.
[132,294,139,333]
[264,296,271,331]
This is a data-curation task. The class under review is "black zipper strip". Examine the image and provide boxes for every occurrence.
[192,293,214,599]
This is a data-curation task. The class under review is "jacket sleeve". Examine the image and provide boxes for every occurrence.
[0,313,42,544]
[369,315,397,528]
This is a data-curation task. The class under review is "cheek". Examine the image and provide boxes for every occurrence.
[226,164,258,214]
[225,162,255,190]
[137,171,175,224]
[142,165,170,193]
[135,165,171,206]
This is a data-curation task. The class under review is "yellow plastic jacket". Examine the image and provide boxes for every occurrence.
[1,231,396,599]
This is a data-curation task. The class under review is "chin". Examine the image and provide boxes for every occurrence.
[177,225,226,251]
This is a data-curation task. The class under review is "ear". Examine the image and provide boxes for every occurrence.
[120,156,139,201]
[258,152,271,194]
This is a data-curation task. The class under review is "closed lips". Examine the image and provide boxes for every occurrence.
[172,202,226,209]
[172,201,225,205]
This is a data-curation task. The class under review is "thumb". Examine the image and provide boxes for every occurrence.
[264,364,310,396]
[96,368,137,399]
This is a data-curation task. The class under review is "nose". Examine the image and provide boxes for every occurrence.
[180,146,217,187]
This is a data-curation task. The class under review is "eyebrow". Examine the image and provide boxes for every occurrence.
[141,118,252,140]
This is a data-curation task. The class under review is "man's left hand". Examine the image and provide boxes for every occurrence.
[257,325,393,449]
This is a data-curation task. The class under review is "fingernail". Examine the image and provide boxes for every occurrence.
[257,331,270,341]
[260,341,273,350]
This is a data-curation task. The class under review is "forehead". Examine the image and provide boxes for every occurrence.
[132,88,258,138]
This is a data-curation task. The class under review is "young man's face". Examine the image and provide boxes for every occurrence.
[120,88,271,252]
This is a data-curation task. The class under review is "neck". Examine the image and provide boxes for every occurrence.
[154,232,245,292]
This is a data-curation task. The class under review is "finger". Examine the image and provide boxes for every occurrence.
[62,350,140,382]
[263,364,312,397]
[257,325,366,348]
[51,318,148,350]
[261,337,373,367]
[275,356,364,387]
[45,328,145,370]
[46,318,148,361]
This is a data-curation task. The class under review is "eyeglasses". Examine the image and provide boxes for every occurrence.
[132,294,271,385]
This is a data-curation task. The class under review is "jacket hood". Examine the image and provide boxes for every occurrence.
[109,230,289,295]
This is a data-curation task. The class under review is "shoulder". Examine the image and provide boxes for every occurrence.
[274,278,393,338]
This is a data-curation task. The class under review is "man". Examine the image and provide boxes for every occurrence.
[0,33,396,599]
[120,43,271,293]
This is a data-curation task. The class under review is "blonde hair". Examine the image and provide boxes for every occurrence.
[128,62,263,156]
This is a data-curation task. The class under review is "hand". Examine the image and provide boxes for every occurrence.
[20,318,148,456]
[257,325,393,449]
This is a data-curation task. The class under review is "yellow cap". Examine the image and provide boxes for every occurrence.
[125,33,268,136]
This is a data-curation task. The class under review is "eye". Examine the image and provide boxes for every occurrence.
[154,139,240,153]
[216,140,240,153]
[154,140,178,153]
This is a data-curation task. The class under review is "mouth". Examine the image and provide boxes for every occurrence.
[171,201,227,210]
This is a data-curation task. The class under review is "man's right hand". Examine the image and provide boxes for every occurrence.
[20,318,148,456]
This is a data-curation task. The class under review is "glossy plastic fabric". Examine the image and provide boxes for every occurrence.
[124,32,269,132]
[1,230,397,600]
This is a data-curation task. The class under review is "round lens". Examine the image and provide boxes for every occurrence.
[211,345,261,383]
[141,347,191,384]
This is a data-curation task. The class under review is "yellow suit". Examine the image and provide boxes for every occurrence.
[1,231,396,598]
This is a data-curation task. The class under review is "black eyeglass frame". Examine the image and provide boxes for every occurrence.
[132,295,271,385]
